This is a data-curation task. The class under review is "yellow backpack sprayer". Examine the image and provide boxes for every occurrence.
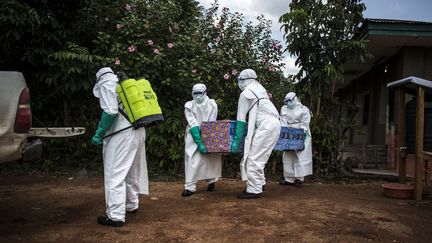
[103,71,164,138]
[116,72,163,126]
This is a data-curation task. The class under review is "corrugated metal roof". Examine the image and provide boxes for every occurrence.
[365,18,432,25]
[387,76,432,90]
[356,18,432,39]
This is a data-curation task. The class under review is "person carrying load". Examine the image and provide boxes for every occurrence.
[232,69,281,199]
[182,83,222,197]
[279,92,312,187]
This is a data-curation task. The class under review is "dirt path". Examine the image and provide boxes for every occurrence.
[0,175,431,242]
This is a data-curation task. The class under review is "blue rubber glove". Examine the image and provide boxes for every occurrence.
[231,120,246,153]
[189,126,207,153]
[92,112,117,145]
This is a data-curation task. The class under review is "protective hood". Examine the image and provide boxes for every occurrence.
[284,92,301,109]
[237,69,258,91]
[192,83,208,104]
[191,83,206,95]
[93,67,118,98]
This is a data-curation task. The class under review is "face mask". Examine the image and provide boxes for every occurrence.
[286,100,296,109]
[193,94,206,104]
[238,79,247,91]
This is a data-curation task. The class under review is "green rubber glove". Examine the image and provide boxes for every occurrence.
[301,127,307,139]
[231,120,246,153]
[92,111,117,145]
[189,126,207,153]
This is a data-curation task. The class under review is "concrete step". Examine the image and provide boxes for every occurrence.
[352,168,398,176]
[352,168,400,181]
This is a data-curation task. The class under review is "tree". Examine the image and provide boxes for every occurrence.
[0,0,122,171]
[280,0,369,114]
[0,0,106,126]
[1,0,290,176]
[279,0,370,175]
[93,0,289,175]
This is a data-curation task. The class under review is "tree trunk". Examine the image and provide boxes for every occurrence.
[63,97,71,126]
[316,83,321,115]
[331,78,336,97]
[310,95,314,114]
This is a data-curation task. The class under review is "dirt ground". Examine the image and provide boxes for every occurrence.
[0,175,431,243]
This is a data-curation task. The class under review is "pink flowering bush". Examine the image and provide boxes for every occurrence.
[128,45,137,52]
[92,0,290,175]
[125,4,132,12]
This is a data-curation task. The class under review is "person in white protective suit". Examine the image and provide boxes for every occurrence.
[182,83,222,197]
[91,67,149,227]
[279,92,313,187]
[231,69,281,199]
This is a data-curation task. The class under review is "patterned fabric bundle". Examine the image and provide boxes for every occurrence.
[273,127,305,151]
[201,120,247,153]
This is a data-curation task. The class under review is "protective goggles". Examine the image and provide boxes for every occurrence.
[237,77,254,82]
[192,91,206,96]
[284,95,296,103]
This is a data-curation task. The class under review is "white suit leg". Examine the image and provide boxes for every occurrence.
[282,135,313,180]
[185,181,197,192]
[185,176,218,191]
[246,120,280,194]
[103,128,146,222]
[294,136,313,177]
[245,159,265,194]
[184,132,197,192]
[125,167,139,212]
[282,151,297,181]
[206,178,218,184]
[285,176,304,183]
[125,129,147,211]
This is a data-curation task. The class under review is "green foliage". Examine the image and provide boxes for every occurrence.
[280,0,370,101]
[46,42,109,93]
[91,0,290,176]
[0,0,109,167]
[279,0,370,175]
[1,0,291,177]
